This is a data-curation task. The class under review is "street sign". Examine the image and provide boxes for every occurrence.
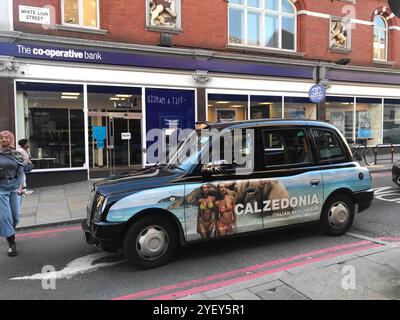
[309,84,326,103]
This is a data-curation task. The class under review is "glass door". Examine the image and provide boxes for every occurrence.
[89,113,142,178]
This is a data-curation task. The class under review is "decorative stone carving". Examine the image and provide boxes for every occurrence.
[149,0,177,27]
[193,70,211,85]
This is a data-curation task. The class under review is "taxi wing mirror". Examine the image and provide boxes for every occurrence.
[200,160,229,174]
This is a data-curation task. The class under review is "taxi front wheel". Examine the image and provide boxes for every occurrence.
[320,194,355,236]
[123,215,178,269]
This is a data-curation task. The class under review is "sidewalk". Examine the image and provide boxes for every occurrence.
[17,180,93,230]
[179,241,400,300]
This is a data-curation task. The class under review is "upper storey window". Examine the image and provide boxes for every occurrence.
[373,15,388,61]
[229,0,296,51]
[62,0,99,29]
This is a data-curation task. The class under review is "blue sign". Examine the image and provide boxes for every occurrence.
[145,88,196,157]
[93,126,106,140]
[0,42,313,79]
[309,84,326,103]
[146,88,195,133]
[96,139,105,149]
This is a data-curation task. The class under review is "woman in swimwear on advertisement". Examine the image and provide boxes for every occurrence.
[197,184,217,239]
[216,182,237,236]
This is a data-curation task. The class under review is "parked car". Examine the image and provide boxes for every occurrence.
[392,161,400,186]
[82,120,374,269]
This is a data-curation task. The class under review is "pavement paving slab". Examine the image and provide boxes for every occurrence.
[228,289,261,300]
[363,248,400,273]
[256,283,309,300]
[281,264,388,300]
[201,271,291,299]
[330,258,400,299]
[211,294,233,300]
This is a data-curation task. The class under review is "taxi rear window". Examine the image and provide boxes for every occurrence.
[312,129,346,161]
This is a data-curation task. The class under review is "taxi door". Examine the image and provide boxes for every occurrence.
[182,125,265,242]
[259,126,324,229]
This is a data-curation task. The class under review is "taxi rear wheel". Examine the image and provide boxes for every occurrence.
[123,215,178,269]
[320,194,355,236]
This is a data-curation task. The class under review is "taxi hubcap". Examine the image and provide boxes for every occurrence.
[136,226,169,261]
[328,202,349,229]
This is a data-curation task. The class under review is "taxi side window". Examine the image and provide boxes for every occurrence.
[205,129,255,171]
[312,129,345,161]
[262,128,311,167]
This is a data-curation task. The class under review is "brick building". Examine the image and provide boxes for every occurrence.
[1,0,400,186]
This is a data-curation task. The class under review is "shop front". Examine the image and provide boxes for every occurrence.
[3,40,400,187]
[205,88,400,147]
[14,78,197,187]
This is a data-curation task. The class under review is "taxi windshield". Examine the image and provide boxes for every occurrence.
[167,130,209,172]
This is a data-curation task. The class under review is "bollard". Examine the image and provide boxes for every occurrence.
[374,146,378,164]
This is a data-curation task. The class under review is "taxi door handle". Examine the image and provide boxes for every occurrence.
[310,179,320,187]
[245,187,257,193]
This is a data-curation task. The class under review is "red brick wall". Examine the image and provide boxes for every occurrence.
[0,78,15,133]
[12,0,400,67]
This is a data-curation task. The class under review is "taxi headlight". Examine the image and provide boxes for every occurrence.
[93,195,107,220]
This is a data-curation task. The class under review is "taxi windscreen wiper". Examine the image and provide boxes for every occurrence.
[167,163,187,172]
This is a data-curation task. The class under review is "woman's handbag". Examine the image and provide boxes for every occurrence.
[23,162,34,173]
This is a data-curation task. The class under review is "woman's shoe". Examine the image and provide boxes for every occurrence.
[8,243,17,257]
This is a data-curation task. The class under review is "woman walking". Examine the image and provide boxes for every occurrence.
[0,131,24,257]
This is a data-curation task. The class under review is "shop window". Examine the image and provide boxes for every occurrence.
[284,97,316,120]
[325,96,354,142]
[250,95,282,119]
[373,15,388,61]
[383,99,400,144]
[16,83,85,169]
[208,94,248,122]
[229,0,296,50]
[356,98,382,146]
[62,0,99,28]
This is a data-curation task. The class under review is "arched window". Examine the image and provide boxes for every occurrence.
[229,0,297,50]
[373,15,388,61]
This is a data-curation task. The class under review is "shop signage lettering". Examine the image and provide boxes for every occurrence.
[121,132,131,140]
[235,194,320,216]
[19,6,50,25]
[16,44,102,61]
[0,42,313,79]
[146,95,185,106]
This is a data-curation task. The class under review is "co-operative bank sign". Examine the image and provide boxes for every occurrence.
[16,44,103,61]
[0,42,314,79]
